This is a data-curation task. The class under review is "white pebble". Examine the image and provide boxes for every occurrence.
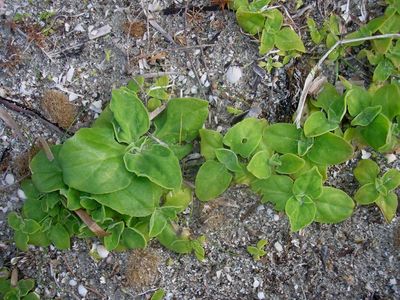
[216,270,222,279]
[100,276,106,284]
[69,279,77,286]
[390,278,397,285]
[78,284,88,297]
[5,174,14,185]
[257,291,265,299]
[361,150,371,159]
[226,66,242,84]
[89,100,102,113]
[274,242,283,252]
[385,153,397,163]
[253,278,260,288]
[96,245,109,258]
[17,189,27,200]
[273,214,280,221]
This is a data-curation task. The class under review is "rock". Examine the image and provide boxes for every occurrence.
[257,291,265,299]
[361,150,371,159]
[226,66,242,84]
[17,189,26,200]
[78,284,88,297]
[69,279,77,286]
[274,242,283,252]
[5,174,14,185]
[89,100,102,113]
[253,278,260,288]
[385,153,396,163]
[96,245,109,258]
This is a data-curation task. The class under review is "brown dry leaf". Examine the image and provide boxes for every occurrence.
[123,21,146,38]
[125,249,160,288]
[148,51,167,64]
[174,33,187,46]
[41,90,76,129]
[211,0,231,10]
[0,107,22,138]
[74,209,109,237]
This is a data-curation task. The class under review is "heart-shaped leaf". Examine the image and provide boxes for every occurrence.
[21,219,41,235]
[263,123,301,154]
[351,105,382,126]
[259,29,275,55]
[92,175,162,217]
[312,83,346,122]
[373,59,395,82]
[60,128,131,194]
[376,192,398,222]
[124,143,182,190]
[49,223,70,249]
[293,167,323,199]
[354,183,380,204]
[215,148,242,172]
[314,187,354,223]
[251,175,293,211]
[304,111,338,137]
[15,231,29,251]
[247,150,272,179]
[195,161,232,201]
[276,153,305,174]
[30,144,65,193]
[199,129,223,160]
[275,27,305,52]
[104,221,124,251]
[285,196,316,232]
[121,227,147,249]
[360,113,391,150]
[110,87,150,143]
[354,159,380,185]
[164,185,192,213]
[382,169,400,190]
[371,83,400,120]
[345,86,373,117]
[263,9,283,33]
[236,7,265,35]
[149,209,168,237]
[307,132,353,165]
[18,279,35,296]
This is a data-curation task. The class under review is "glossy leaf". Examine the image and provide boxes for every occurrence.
[360,113,391,150]
[223,118,266,158]
[354,183,381,204]
[251,175,293,211]
[104,221,124,251]
[376,192,398,222]
[304,111,338,137]
[307,133,353,165]
[110,87,150,143]
[236,7,265,35]
[293,167,323,199]
[49,223,70,249]
[351,106,382,126]
[285,196,316,232]
[30,144,65,193]
[354,159,380,185]
[263,123,300,154]
[276,153,305,174]
[92,175,162,217]
[199,129,223,160]
[195,161,232,201]
[371,83,400,120]
[215,148,242,172]
[246,150,272,179]
[275,27,305,52]
[382,169,400,190]
[60,128,131,194]
[314,187,354,223]
[124,143,182,190]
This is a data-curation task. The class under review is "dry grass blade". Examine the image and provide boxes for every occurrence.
[74,209,109,237]
[0,107,23,139]
[10,268,18,287]
[149,102,167,120]
[38,137,54,161]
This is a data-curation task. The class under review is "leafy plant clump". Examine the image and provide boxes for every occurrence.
[247,239,268,261]
[0,268,39,300]
[8,82,208,255]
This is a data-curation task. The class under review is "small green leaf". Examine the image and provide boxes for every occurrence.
[236,7,265,35]
[147,98,162,112]
[191,238,206,261]
[314,187,354,223]
[263,123,301,154]
[215,148,242,172]
[354,159,380,185]
[149,209,168,237]
[264,9,283,33]
[354,183,381,205]
[60,188,82,211]
[195,161,232,201]
[199,129,223,160]
[127,76,144,92]
[151,289,165,300]
[250,175,293,211]
[18,279,34,296]
[312,83,346,122]
[121,227,147,249]
[14,231,29,251]
[275,27,305,52]
[23,292,40,300]
[223,118,266,158]
[360,113,391,150]
[49,223,70,249]
[293,167,323,199]
[304,111,338,137]
[124,144,182,190]
[345,86,373,117]
[307,133,353,165]
[104,221,125,251]
[21,219,41,235]
[307,18,323,44]
[276,153,305,174]
[285,196,316,232]
[297,133,314,156]
[164,185,192,213]
[7,212,23,231]
[351,106,382,126]
[259,29,275,54]
[376,192,398,222]
[373,59,395,82]
[371,83,400,120]
[382,169,400,190]
[157,224,192,254]
[247,150,272,179]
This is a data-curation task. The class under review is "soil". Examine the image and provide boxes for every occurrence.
[0,0,399,299]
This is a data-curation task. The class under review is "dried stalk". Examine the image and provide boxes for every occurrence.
[294,33,400,127]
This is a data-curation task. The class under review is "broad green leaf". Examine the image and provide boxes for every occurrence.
[307,133,353,165]
[233,163,257,185]
[15,231,29,251]
[345,86,372,117]
[7,212,23,231]
[231,0,249,10]
[104,221,125,251]
[376,192,398,222]
[312,83,346,122]
[121,227,147,249]
[297,133,314,156]
[154,98,208,144]
[275,27,305,52]
[49,223,70,249]
[147,98,162,112]
[60,128,131,194]
[27,230,51,247]
[23,197,46,222]
[354,159,380,185]
[379,11,400,34]
[373,59,395,82]
[60,188,82,211]
[20,179,40,200]
[164,185,192,213]
[199,129,223,160]
[124,143,182,190]
[249,0,271,11]
[285,196,316,232]
[80,197,99,210]
[92,175,162,217]
[246,150,272,179]
[351,106,382,126]
[263,123,301,154]
[307,18,323,44]
[372,38,393,54]
[250,175,293,211]
[360,113,391,150]
[215,148,242,172]
[92,105,113,130]
[18,279,34,296]
[259,29,275,55]
[21,219,41,235]
[42,192,60,212]
[264,9,283,33]
[371,83,400,120]
[223,118,266,158]
[30,144,65,193]
[127,76,145,92]
[354,183,380,204]
[23,292,40,300]
[149,209,168,237]
[293,167,323,199]
[304,111,338,137]
[314,187,354,223]
[236,7,265,35]
[195,161,232,201]
[327,14,340,35]
[157,223,192,254]
[382,169,400,190]
[276,153,305,174]
[110,87,150,143]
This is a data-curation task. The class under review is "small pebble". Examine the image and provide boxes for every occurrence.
[216,270,222,279]
[96,245,109,258]
[5,174,14,185]
[390,278,397,285]
[361,150,371,159]
[69,279,77,286]
[253,278,260,288]
[257,291,265,299]
[100,276,106,284]
[226,66,242,84]
[385,153,397,163]
[78,284,88,297]
[17,189,27,200]
[274,242,283,252]
[273,214,280,221]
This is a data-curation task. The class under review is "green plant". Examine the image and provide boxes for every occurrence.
[0,268,39,300]
[8,81,208,256]
[354,159,400,222]
[151,289,165,300]
[247,239,267,261]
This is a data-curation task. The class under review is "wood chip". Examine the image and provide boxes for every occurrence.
[74,209,109,237]
[0,107,23,139]
[88,25,112,40]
